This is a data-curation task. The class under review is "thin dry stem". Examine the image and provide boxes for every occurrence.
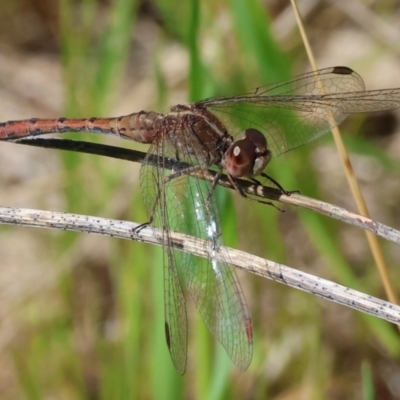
[14,138,400,245]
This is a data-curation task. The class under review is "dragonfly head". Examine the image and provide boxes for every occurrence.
[224,128,271,178]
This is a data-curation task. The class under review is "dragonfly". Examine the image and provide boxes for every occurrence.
[1,66,400,374]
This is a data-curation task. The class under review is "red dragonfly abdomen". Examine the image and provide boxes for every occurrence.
[0,111,163,144]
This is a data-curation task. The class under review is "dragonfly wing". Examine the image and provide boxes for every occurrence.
[196,66,400,157]
[182,174,253,370]
[140,142,188,374]
[152,126,253,370]
[197,66,365,100]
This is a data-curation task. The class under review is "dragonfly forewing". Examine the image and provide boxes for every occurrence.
[139,125,252,373]
[196,66,400,158]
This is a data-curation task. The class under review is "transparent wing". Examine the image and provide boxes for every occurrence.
[181,174,253,370]
[195,66,400,157]
[140,126,252,372]
[140,141,188,375]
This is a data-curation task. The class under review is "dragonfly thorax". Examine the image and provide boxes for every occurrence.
[166,106,232,163]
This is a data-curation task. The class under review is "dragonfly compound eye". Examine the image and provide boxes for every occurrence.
[244,128,267,153]
[224,128,272,178]
[224,138,256,177]
[244,128,271,176]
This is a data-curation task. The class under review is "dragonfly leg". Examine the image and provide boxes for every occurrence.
[258,173,299,196]
[133,216,153,235]
[206,167,223,203]
[134,173,159,235]
[165,163,205,182]
[228,174,285,211]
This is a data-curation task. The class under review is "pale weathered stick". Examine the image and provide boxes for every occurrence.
[0,205,399,325]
